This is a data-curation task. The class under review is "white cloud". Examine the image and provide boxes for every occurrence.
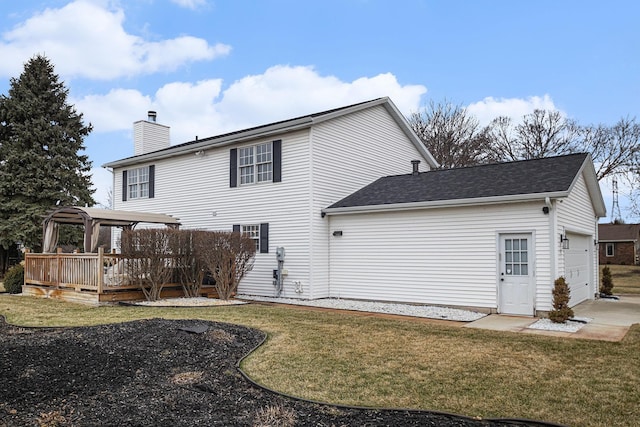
[0,0,229,79]
[77,65,427,144]
[170,0,209,10]
[466,94,559,126]
[90,166,114,208]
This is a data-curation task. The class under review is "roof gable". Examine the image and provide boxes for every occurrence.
[325,153,605,216]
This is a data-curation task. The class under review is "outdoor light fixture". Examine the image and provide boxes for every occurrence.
[332,230,343,237]
[560,233,570,249]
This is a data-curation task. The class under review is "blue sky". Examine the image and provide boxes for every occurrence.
[1,0,638,218]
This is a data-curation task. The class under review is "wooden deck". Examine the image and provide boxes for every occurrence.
[23,248,218,305]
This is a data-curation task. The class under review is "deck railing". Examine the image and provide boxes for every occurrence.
[24,248,135,293]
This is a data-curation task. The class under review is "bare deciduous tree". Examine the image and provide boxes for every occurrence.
[488,109,580,161]
[408,100,492,168]
[581,117,640,181]
[120,229,173,301]
[196,231,256,300]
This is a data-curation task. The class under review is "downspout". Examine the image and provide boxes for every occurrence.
[546,197,558,299]
[594,216,600,298]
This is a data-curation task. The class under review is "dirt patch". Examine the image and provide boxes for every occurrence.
[0,317,553,426]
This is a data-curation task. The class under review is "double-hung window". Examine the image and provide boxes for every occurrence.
[242,225,260,251]
[233,223,269,254]
[230,140,281,188]
[128,166,149,199]
[239,142,272,185]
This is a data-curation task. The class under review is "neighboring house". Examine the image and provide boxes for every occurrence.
[104,98,606,315]
[598,223,640,265]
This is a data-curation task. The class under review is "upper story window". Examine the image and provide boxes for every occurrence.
[230,140,281,188]
[239,142,273,185]
[122,165,155,201]
[128,166,149,199]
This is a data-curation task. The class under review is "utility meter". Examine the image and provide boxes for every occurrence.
[276,247,285,261]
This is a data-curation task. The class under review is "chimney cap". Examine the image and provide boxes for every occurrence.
[147,111,157,122]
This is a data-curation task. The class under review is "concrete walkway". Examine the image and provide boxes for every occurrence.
[465,295,640,341]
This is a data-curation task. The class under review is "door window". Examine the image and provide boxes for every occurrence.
[504,238,528,276]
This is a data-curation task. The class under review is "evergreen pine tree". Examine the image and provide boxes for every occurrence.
[0,55,94,252]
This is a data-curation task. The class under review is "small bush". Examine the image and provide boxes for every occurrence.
[548,276,574,323]
[3,263,24,294]
[600,266,614,295]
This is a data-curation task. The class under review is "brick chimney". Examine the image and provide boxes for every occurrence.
[133,111,170,155]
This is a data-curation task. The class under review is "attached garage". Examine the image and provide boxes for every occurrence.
[564,232,592,307]
[323,153,606,315]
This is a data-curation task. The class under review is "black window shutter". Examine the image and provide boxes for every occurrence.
[273,140,282,183]
[122,170,128,201]
[230,148,238,187]
[148,165,155,198]
[260,223,269,254]
[232,224,240,233]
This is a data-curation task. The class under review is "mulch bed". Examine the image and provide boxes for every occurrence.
[0,317,559,426]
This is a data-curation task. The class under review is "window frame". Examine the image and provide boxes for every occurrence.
[127,166,150,200]
[241,224,261,251]
[238,142,273,185]
[504,237,529,276]
[605,243,615,257]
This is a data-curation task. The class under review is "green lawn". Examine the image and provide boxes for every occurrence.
[600,264,640,294]
[1,295,639,427]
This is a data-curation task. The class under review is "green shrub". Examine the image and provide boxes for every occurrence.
[600,266,614,295]
[3,263,24,294]
[548,276,574,323]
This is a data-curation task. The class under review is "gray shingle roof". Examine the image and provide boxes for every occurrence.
[327,153,589,209]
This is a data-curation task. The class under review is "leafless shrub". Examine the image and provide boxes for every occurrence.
[167,229,207,297]
[253,404,297,427]
[120,229,173,301]
[196,231,256,300]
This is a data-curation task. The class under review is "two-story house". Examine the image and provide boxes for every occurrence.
[104,98,438,300]
[104,97,605,315]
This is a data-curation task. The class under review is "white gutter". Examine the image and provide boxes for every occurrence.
[322,191,570,216]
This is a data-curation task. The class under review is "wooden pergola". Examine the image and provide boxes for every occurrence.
[23,207,196,304]
[41,206,181,253]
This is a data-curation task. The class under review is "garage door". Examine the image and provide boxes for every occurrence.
[564,233,591,306]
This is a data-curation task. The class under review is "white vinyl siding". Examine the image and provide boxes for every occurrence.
[308,104,431,298]
[114,129,312,297]
[328,201,550,310]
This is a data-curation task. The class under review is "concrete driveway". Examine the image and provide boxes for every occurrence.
[465,295,640,341]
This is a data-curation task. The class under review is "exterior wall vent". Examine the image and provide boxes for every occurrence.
[411,160,421,175]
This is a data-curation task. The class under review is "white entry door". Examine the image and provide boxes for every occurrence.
[499,234,534,315]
